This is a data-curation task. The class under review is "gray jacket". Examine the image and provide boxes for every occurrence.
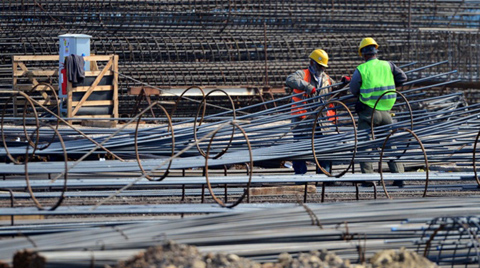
[285,69,335,104]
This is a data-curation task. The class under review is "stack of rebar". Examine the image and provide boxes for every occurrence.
[0,0,479,110]
[2,197,480,267]
[1,0,479,34]
[0,62,477,178]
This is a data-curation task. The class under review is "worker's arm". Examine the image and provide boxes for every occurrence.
[285,70,315,95]
[390,62,408,86]
[348,69,362,97]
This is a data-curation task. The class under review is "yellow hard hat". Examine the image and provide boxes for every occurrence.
[358,37,379,57]
[309,49,329,68]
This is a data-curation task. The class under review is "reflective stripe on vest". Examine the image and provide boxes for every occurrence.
[357,59,396,111]
[291,69,311,118]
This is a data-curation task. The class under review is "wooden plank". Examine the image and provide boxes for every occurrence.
[16,99,58,106]
[71,57,113,116]
[12,55,113,62]
[90,60,99,71]
[83,55,115,61]
[72,114,113,118]
[13,69,58,77]
[17,62,38,86]
[85,70,113,76]
[14,84,58,91]
[0,215,44,220]
[71,85,112,92]
[128,86,160,96]
[249,185,317,196]
[12,61,18,86]
[12,60,18,117]
[71,100,113,107]
[16,63,50,100]
[13,55,59,61]
[67,80,73,122]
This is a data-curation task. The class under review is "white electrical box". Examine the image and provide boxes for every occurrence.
[58,34,91,98]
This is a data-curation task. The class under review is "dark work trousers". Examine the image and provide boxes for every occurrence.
[291,116,331,175]
[357,105,404,173]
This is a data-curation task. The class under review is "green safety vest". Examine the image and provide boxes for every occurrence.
[357,59,396,111]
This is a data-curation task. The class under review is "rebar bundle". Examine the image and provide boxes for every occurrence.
[1,61,479,207]
[1,0,479,34]
[0,0,479,102]
[2,198,480,267]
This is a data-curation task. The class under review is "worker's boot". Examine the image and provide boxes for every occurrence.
[389,161,404,188]
[393,180,404,187]
[361,181,376,187]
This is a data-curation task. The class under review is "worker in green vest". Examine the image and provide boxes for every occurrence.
[349,37,407,187]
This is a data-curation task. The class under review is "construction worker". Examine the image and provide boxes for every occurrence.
[349,37,407,187]
[285,49,339,175]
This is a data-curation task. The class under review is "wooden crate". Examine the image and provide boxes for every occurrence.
[12,55,60,117]
[66,55,118,124]
[12,55,118,125]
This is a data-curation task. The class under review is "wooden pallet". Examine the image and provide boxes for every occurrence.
[12,55,118,126]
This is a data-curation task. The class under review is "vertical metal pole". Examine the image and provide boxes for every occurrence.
[408,0,412,30]
[355,183,359,200]
[408,0,412,55]
[263,22,268,86]
[321,183,326,203]
[303,183,308,203]
[201,184,205,203]
[9,190,14,226]
[224,184,228,203]
[181,184,185,201]
[477,32,480,82]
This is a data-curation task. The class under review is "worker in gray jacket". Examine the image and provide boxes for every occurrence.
[285,49,337,175]
[349,37,407,187]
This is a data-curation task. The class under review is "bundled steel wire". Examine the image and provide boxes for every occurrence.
[2,198,480,267]
[0,61,477,184]
[1,1,479,96]
[1,0,479,33]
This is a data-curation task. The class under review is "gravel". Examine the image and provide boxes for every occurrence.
[110,240,438,268]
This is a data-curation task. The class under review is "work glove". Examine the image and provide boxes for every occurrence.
[341,76,351,86]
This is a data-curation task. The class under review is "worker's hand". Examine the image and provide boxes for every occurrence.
[310,87,316,95]
[341,76,351,86]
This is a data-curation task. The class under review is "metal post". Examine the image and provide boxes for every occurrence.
[303,183,308,203]
[321,183,326,203]
[9,189,14,226]
[224,184,228,203]
[181,184,185,201]
[263,22,268,86]
[355,183,359,200]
